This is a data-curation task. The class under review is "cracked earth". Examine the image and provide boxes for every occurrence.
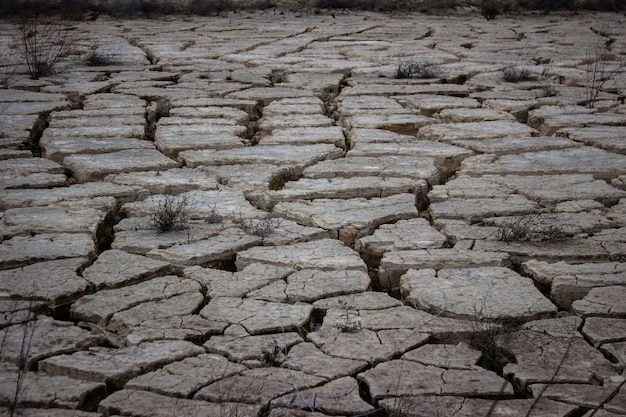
[0,8,625,417]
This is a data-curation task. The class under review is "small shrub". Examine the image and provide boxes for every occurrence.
[502,66,538,82]
[395,60,441,79]
[204,204,223,224]
[84,42,119,66]
[336,300,361,333]
[262,339,285,367]
[584,27,625,108]
[473,319,521,374]
[0,52,17,87]
[480,0,499,19]
[1,296,39,417]
[150,194,191,233]
[496,214,577,242]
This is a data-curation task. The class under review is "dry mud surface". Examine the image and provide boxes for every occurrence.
[1,9,626,417]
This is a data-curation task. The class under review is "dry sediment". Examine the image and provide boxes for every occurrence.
[0,9,625,417]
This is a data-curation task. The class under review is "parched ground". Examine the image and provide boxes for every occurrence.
[0,9,625,417]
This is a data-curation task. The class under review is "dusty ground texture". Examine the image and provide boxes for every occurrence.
[0,9,625,417]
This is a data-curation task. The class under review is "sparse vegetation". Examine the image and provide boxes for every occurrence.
[142,0,179,15]
[0,6,624,417]
[204,204,223,224]
[262,339,285,366]
[584,26,625,109]
[395,60,441,79]
[495,214,578,242]
[234,215,282,237]
[315,0,400,11]
[463,283,522,375]
[336,299,361,333]
[480,0,499,19]
[59,0,96,20]
[190,0,275,15]
[149,194,192,233]
[84,42,119,66]
[0,48,18,87]
[190,0,233,15]
[95,0,142,17]
[521,0,624,10]
[12,13,78,79]
[576,0,624,10]
[1,0,279,18]
[517,0,574,9]
[0,0,623,18]
[0,297,38,417]
[502,65,537,82]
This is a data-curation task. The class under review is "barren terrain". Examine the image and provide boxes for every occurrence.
[0,9,625,417]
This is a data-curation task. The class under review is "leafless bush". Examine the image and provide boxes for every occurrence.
[584,26,626,108]
[12,14,78,79]
[0,297,38,417]
[464,284,522,375]
[395,60,441,79]
[150,194,192,233]
[0,47,18,87]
